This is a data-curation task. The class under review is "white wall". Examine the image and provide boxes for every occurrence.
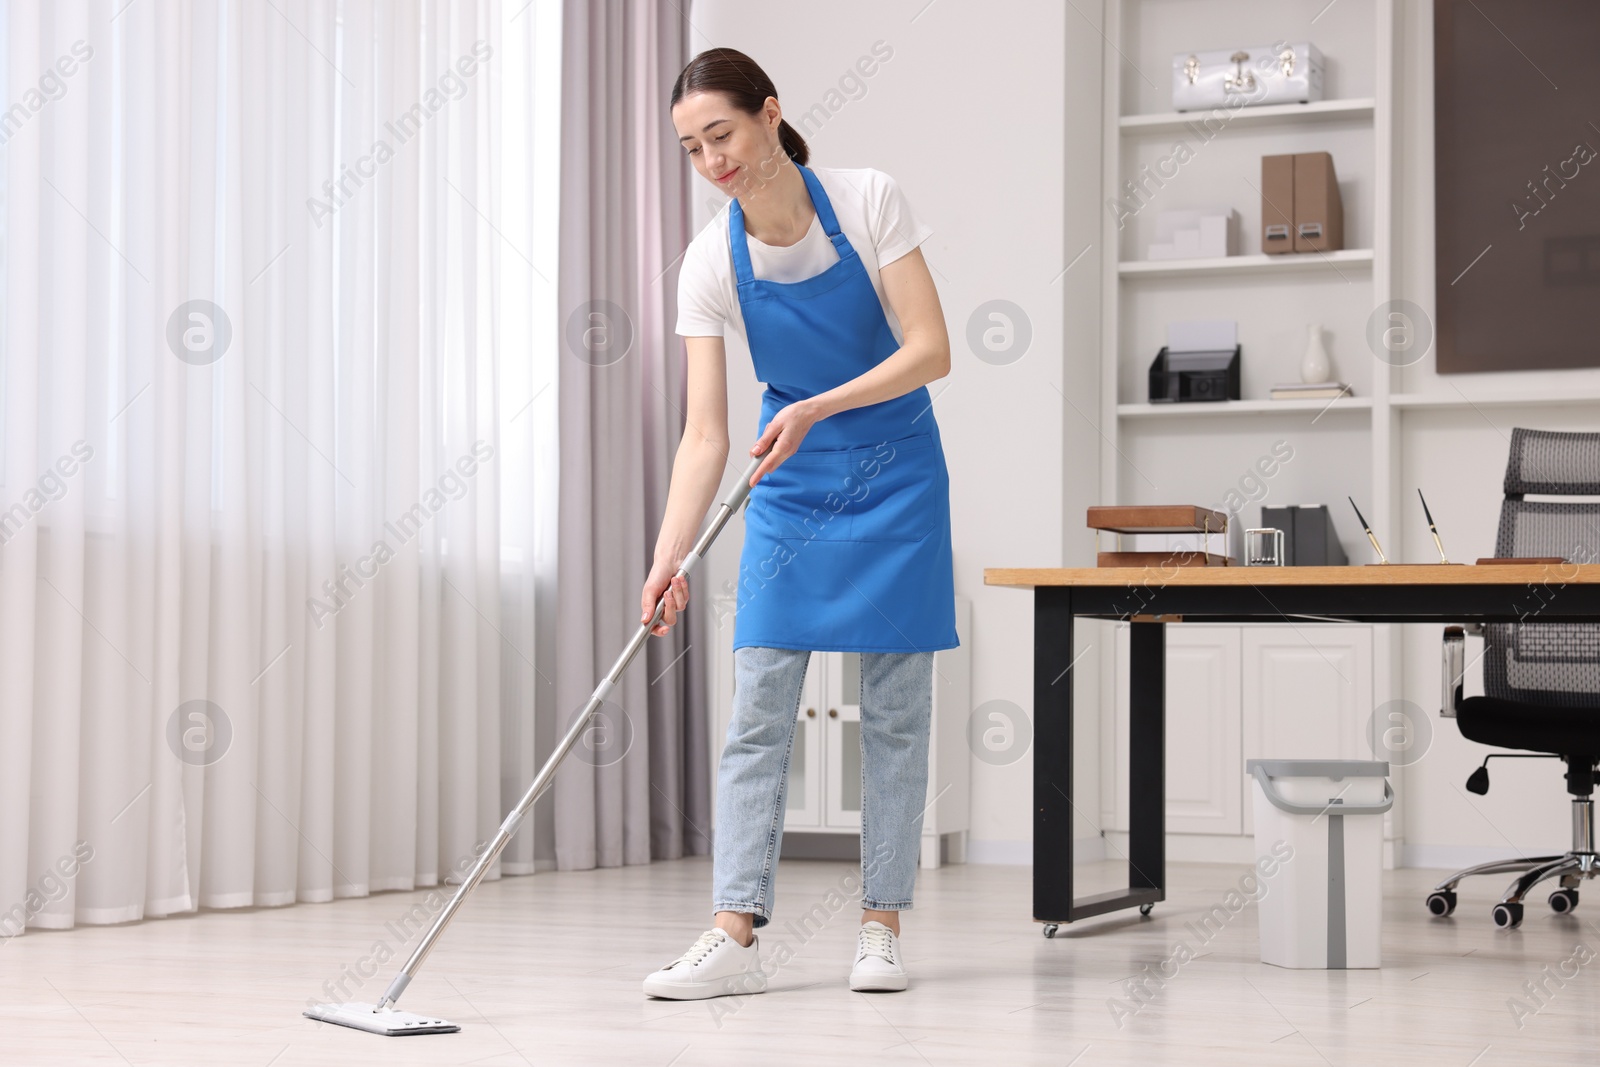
[1104,0,1600,869]
[688,0,1105,863]
[685,0,1600,870]
[1391,1,1600,867]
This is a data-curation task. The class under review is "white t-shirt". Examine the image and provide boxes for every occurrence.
[674,166,933,346]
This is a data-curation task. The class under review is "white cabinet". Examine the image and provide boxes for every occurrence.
[1110,622,1372,849]
[1240,627,1373,835]
[709,595,971,869]
[1115,625,1242,835]
[822,650,863,831]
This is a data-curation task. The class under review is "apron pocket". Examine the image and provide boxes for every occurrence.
[836,433,941,543]
[759,434,942,545]
[757,449,863,543]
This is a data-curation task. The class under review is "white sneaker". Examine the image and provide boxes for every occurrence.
[642,927,767,1000]
[849,920,908,992]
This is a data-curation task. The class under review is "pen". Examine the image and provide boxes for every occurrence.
[1418,489,1449,564]
[1347,496,1389,564]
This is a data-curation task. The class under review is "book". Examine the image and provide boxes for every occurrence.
[1270,382,1353,400]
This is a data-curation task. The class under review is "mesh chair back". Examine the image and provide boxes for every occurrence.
[1486,429,1600,707]
[1503,427,1600,496]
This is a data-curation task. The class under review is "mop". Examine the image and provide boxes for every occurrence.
[304,451,766,1036]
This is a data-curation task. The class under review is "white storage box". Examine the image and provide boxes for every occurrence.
[1172,42,1324,112]
[1246,759,1391,969]
[1148,209,1238,260]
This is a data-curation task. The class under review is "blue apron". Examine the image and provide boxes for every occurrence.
[729,164,958,654]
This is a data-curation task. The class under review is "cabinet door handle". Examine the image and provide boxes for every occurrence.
[805,707,816,718]
[828,708,838,718]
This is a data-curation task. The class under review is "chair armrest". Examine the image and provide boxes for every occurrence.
[1440,623,1484,718]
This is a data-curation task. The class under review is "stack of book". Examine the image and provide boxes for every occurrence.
[1087,505,1232,567]
[1270,381,1353,401]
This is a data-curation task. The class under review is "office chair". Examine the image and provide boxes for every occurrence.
[1430,427,1600,929]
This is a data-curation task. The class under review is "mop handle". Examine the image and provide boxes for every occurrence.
[375,449,767,1012]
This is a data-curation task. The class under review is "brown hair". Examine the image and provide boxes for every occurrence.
[670,48,809,167]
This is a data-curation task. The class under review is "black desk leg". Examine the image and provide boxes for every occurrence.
[1127,622,1166,902]
[1033,587,1075,924]
[1034,595,1167,931]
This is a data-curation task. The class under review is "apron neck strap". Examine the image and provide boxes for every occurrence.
[798,164,844,240]
[728,164,850,287]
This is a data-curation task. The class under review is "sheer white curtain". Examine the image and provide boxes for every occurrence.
[0,0,553,934]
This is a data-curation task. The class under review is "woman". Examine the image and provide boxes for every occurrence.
[640,47,958,1001]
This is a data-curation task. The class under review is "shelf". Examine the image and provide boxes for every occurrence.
[1118,397,1373,419]
[1119,98,1376,135]
[1392,389,1600,410]
[1120,389,1600,417]
[1119,249,1374,279]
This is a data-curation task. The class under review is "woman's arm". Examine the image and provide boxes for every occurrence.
[818,246,952,411]
[746,246,950,478]
[642,334,731,634]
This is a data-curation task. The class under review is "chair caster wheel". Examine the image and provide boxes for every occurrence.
[1043,923,1059,939]
[1139,903,1155,917]
[1550,889,1579,914]
[1425,890,1457,917]
[1492,901,1525,929]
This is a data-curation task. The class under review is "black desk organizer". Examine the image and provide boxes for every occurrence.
[1147,345,1241,402]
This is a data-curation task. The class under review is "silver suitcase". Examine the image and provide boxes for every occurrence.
[1171,42,1324,112]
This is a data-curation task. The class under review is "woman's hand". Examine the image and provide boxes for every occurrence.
[640,559,689,637]
[748,398,824,485]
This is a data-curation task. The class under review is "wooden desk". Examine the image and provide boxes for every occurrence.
[983,563,1600,936]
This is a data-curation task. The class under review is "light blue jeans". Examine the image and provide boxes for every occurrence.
[712,645,934,929]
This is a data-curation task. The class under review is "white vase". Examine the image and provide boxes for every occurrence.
[1300,322,1330,384]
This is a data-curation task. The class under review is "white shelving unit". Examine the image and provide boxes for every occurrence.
[1118,96,1376,133]
[1117,396,1373,419]
[1391,389,1600,410]
[1119,248,1374,278]
[1097,0,1396,517]
[1093,0,1401,864]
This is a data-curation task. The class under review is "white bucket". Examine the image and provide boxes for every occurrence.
[1246,759,1392,969]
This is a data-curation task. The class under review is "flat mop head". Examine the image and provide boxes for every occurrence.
[303,1002,460,1036]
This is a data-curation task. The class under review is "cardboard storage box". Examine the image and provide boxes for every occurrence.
[1260,152,1344,254]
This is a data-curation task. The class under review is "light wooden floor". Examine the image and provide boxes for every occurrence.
[7,855,1600,1066]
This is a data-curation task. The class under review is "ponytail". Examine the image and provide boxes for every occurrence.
[777,119,809,166]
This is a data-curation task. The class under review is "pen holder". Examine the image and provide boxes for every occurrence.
[1245,528,1286,566]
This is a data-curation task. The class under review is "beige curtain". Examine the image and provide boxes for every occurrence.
[549,0,706,870]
